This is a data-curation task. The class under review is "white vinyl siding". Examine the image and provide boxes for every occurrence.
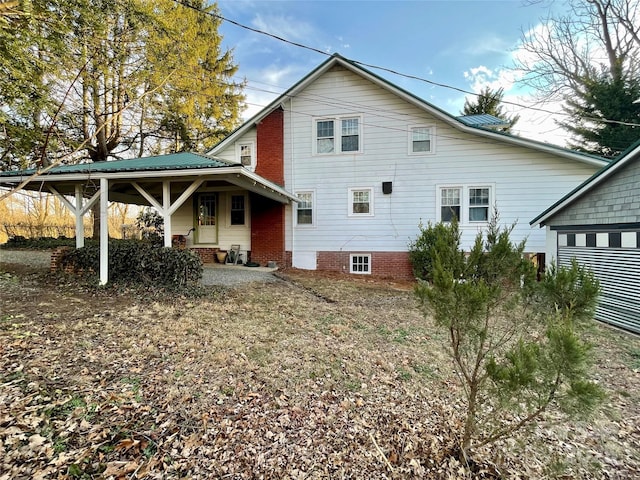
[274,64,600,258]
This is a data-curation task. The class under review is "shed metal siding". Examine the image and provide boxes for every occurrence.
[558,233,640,334]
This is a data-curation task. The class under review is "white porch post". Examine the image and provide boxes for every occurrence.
[75,185,85,248]
[99,178,109,285]
[163,180,172,248]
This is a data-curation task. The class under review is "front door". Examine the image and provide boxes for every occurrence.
[196,193,217,243]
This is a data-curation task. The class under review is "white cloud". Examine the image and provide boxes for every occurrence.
[463,35,512,56]
[252,13,317,45]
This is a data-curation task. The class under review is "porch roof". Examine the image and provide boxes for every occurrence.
[0,152,231,177]
[0,152,298,205]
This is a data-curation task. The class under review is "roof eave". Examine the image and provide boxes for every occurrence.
[531,141,640,227]
[210,54,608,169]
[0,165,298,204]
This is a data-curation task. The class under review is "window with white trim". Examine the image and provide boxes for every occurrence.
[314,116,362,154]
[350,254,371,274]
[437,185,493,224]
[409,126,434,154]
[296,191,314,226]
[349,187,373,216]
[230,194,246,226]
[440,187,461,222]
[236,141,255,167]
[468,187,490,222]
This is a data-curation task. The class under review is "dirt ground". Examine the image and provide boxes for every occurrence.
[1,262,639,479]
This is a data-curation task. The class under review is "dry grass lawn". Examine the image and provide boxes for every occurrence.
[1,264,639,479]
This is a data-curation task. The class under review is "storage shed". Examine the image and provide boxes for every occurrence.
[531,141,640,334]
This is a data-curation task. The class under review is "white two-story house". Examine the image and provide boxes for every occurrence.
[206,54,607,279]
[0,54,608,282]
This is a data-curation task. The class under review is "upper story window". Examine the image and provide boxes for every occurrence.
[315,116,362,155]
[236,141,255,167]
[348,187,374,216]
[296,191,314,226]
[409,125,435,154]
[230,194,246,226]
[437,185,493,224]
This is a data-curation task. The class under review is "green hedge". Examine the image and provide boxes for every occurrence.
[60,240,203,287]
[1,236,97,250]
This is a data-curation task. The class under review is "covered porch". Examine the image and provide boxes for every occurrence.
[0,153,297,284]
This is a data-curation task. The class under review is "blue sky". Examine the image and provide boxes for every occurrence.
[215,0,569,145]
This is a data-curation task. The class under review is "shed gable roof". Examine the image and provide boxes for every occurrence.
[209,54,608,169]
[531,140,640,226]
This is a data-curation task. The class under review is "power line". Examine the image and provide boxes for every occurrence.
[170,0,640,130]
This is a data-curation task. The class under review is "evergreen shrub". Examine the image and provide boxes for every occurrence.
[60,240,202,287]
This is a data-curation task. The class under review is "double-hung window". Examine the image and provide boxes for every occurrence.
[440,188,461,222]
[315,116,361,154]
[237,141,255,167]
[409,126,434,154]
[296,191,314,226]
[230,194,246,226]
[316,121,335,153]
[468,188,490,222]
[349,187,373,216]
[341,118,359,152]
[437,185,492,224]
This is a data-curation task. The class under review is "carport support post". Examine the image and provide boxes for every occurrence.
[75,185,85,248]
[99,178,109,285]
[163,180,172,248]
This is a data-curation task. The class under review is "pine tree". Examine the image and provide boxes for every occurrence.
[0,0,245,237]
[560,71,640,158]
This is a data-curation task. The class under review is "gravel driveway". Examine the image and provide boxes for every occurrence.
[0,249,278,286]
[201,264,279,286]
[0,249,52,268]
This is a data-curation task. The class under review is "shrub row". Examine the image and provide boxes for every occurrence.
[60,240,203,287]
[1,236,98,250]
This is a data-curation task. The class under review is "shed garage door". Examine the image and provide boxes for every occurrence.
[558,231,640,334]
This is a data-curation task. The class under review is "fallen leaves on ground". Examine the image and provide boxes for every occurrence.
[1,266,639,479]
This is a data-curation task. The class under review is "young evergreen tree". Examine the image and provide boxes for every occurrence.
[413,215,604,462]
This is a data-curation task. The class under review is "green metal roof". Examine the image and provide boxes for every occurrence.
[457,114,510,128]
[1,152,231,177]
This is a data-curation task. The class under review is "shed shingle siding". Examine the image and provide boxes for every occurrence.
[549,160,640,226]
